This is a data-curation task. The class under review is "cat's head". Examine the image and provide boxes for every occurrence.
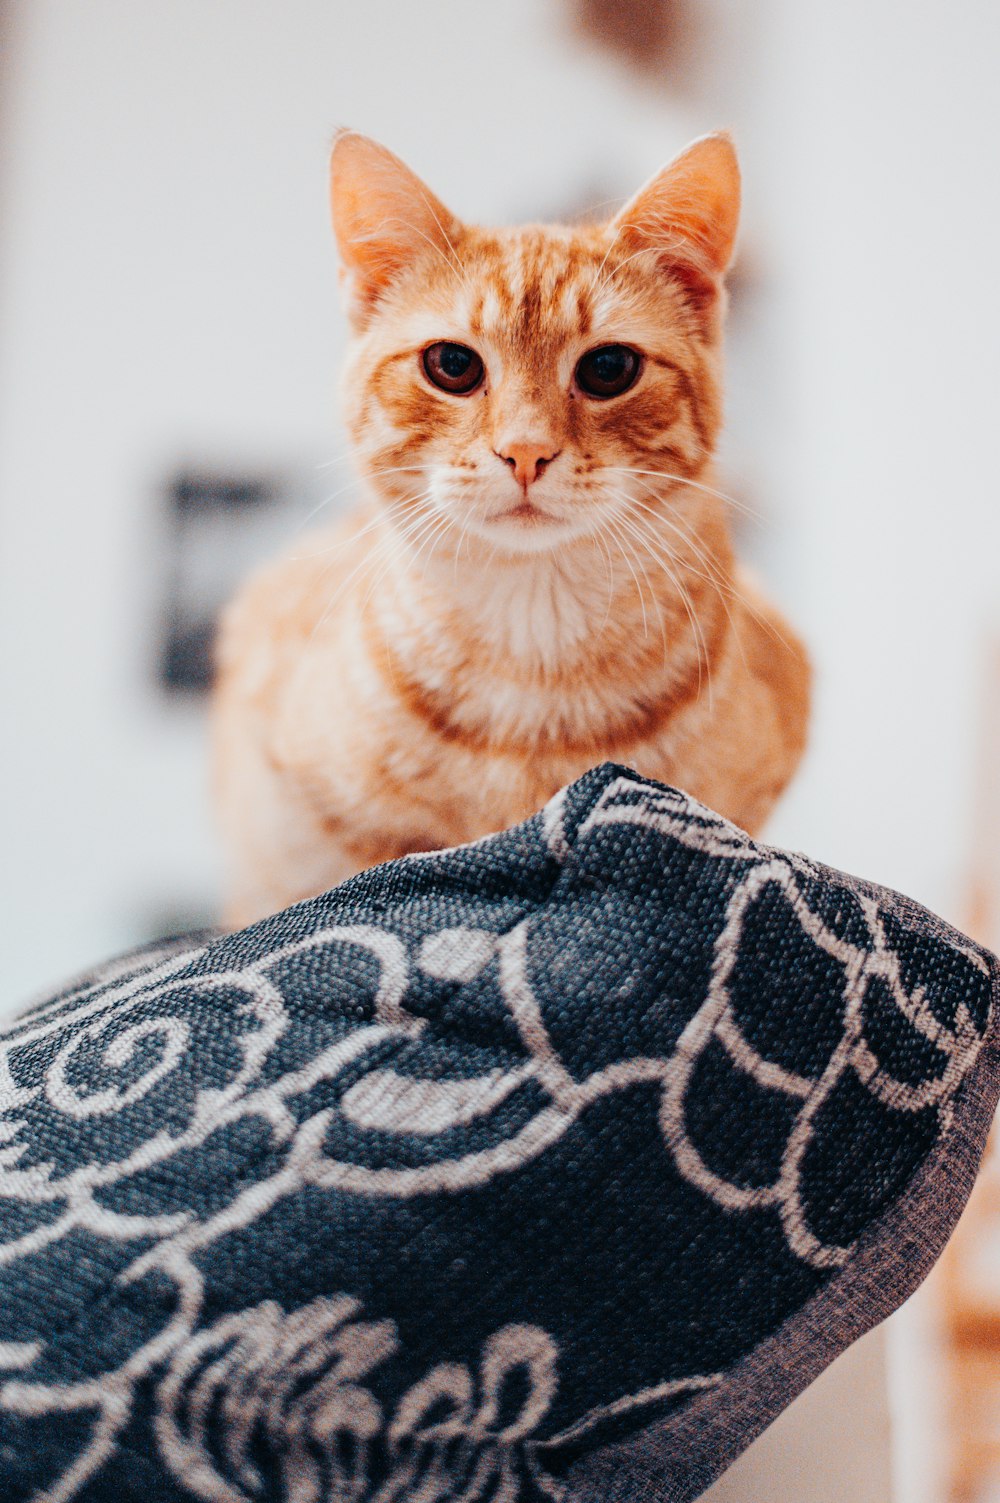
[330,131,739,557]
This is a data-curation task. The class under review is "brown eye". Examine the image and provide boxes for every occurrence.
[575,344,641,399]
[422,342,484,395]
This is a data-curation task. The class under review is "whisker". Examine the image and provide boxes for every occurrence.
[415,195,470,289]
[631,512,748,680]
[602,492,714,702]
[616,487,791,692]
[602,511,669,657]
[607,489,723,594]
[592,240,663,298]
[314,443,360,471]
[354,504,451,623]
[409,510,455,576]
[306,491,436,640]
[289,508,386,562]
[623,492,793,655]
[617,491,742,614]
[357,508,448,617]
[601,514,649,639]
[289,464,434,544]
[365,214,469,292]
[606,466,765,525]
[587,223,630,298]
[451,506,478,584]
[296,483,436,564]
[588,524,617,633]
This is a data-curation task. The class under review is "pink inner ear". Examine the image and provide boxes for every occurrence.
[659,256,722,324]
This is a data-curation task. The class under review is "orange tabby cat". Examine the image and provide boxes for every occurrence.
[213,130,810,927]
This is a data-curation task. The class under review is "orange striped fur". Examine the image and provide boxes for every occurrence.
[213,131,811,927]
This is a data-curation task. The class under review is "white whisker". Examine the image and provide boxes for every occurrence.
[358,507,449,618]
[588,524,617,633]
[306,491,436,642]
[602,514,649,639]
[607,465,765,525]
[587,223,629,298]
[601,511,668,657]
[600,491,713,703]
[623,491,791,655]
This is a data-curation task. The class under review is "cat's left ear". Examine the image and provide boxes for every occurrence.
[330,131,462,326]
[610,133,740,323]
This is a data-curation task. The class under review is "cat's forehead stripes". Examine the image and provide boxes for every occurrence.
[458,230,605,352]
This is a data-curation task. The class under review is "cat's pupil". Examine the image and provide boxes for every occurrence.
[441,345,472,377]
[593,349,625,382]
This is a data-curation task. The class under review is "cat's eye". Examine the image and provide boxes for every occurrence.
[422,342,484,395]
[575,344,641,399]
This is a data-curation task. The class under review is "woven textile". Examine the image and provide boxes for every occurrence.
[0,764,997,1502]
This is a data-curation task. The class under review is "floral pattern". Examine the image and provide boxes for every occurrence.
[0,764,994,1501]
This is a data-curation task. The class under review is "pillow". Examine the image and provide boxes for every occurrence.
[0,763,996,1503]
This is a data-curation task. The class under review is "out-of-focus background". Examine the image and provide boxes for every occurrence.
[1,1,999,1497]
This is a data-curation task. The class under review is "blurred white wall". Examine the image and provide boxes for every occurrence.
[738,13,1000,1496]
[760,0,1000,926]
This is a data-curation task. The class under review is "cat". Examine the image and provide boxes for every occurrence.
[212,129,810,928]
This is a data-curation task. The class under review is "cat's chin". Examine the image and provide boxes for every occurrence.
[462,503,594,557]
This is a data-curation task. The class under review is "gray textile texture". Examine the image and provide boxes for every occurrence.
[0,764,997,1503]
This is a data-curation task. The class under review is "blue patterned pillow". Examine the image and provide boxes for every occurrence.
[0,764,996,1503]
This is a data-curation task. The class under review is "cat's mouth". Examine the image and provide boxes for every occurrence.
[472,495,602,553]
[487,501,555,526]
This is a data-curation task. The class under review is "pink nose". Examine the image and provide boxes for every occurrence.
[496,442,560,490]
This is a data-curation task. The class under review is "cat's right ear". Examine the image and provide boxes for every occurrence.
[330,131,462,326]
[610,133,740,330]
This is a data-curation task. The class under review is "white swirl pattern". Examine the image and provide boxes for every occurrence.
[0,769,992,1501]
